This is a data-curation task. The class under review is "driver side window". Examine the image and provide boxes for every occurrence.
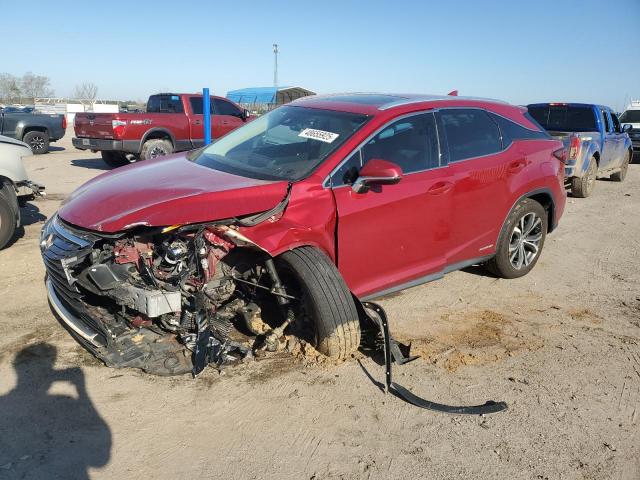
[331,112,439,187]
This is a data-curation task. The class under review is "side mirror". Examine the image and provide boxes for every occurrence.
[622,123,633,133]
[352,158,403,193]
[241,109,249,121]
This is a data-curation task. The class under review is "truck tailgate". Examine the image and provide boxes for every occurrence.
[74,113,117,138]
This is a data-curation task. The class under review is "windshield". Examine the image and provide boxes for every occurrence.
[191,106,370,181]
[528,105,598,132]
[620,110,640,123]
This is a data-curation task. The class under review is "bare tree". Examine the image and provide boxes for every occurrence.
[20,72,54,99]
[73,82,98,106]
[0,73,23,102]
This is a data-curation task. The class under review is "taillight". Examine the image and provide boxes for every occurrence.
[62,115,67,130]
[553,147,567,163]
[112,119,126,139]
[568,135,581,160]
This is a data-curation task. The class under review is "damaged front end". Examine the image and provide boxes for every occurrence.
[41,213,291,376]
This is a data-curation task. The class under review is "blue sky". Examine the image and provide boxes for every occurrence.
[2,0,639,110]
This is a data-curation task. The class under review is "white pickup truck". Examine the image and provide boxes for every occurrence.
[620,100,640,153]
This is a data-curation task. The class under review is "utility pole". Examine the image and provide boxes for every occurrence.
[273,43,279,88]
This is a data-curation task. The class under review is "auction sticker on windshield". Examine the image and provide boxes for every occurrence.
[298,128,339,143]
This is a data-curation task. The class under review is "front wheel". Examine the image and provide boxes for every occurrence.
[23,130,50,154]
[276,247,361,359]
[486,198,547,279]
[611,151,630,182]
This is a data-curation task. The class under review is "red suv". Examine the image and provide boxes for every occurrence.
[41,94,566,374]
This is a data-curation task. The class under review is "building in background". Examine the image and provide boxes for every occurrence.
[226,86,315,114]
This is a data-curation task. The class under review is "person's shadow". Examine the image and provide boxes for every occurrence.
[0,343,111,479]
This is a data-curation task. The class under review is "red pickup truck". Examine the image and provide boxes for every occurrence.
[72,93,249,167]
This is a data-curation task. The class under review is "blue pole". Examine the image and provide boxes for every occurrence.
[203,87,211,145]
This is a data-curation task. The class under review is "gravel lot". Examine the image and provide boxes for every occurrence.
[0,132,638,479]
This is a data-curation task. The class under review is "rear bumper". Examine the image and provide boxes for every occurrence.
[72,137,140,153]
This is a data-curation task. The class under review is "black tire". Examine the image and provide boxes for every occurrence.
[23,130,50,154]
[486,198,547,279]
[0,182,19,250]
[611,151,630,182]
[571,156,597,198]
[140,139,173,160]
[276,247,361,359]
[101,151,130,168]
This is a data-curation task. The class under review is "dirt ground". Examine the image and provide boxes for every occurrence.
[1,132,639,480]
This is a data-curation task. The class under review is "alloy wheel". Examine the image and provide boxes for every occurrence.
[30,136,45,151]
[149,147,166,158]
[508,212,543,270]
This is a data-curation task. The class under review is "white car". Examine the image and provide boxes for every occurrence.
[0,135,44,249]
[620,100,640,151]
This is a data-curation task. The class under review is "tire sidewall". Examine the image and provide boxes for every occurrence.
[492,199,548,279]
[23,131,50,155]
[0,186,18,249]
[141,139,173,160]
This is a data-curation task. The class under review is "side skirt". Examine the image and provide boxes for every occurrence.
[361,255,493,301]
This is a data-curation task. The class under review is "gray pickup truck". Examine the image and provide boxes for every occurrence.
[0,107,67,154]
[527,103,633,197]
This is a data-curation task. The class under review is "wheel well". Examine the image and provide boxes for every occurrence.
[22,127,48,138]
[527,192,555,232]
[593,151,600,165]
[143,130,174,147]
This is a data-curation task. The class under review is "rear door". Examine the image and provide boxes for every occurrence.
[187,96,212,147]
[599,108,617,170]
[609,111,626,167]
[437,108,514,264]
[331,111,453,298]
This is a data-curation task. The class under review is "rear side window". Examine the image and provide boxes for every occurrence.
[440,109,501,162]
[214,99,243,117]
[147,95,183,113]
[189,97,213,115]
[489,112,549,147]
[527,105,597,132]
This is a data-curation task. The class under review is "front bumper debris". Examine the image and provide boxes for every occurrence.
[16,180,45,198]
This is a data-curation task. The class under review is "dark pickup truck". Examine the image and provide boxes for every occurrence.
[0,107,67,154]
[72,93,250,167]
[527,103,633,197]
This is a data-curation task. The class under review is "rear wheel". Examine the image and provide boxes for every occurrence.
[571,156,597,197]
[0,182,19,249]
[611,151,630,182]
[140,139,173,160]
[276,247,361,359]
[486,198,547,279]
[101,151,130,168]
[23,130,49,154]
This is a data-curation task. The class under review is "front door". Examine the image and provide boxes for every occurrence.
[213,98,245,138]
[331,112,452,298]
[609,111,626,167]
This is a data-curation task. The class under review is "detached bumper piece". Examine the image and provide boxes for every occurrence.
[361,302,508,415]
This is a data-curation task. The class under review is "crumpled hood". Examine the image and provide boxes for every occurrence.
[58,153,289,232]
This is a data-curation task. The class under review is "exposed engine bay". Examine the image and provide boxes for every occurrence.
[43,216,299,376]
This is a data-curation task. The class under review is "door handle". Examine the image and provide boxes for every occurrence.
[427,181,453,195]
[194,120,202,125]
